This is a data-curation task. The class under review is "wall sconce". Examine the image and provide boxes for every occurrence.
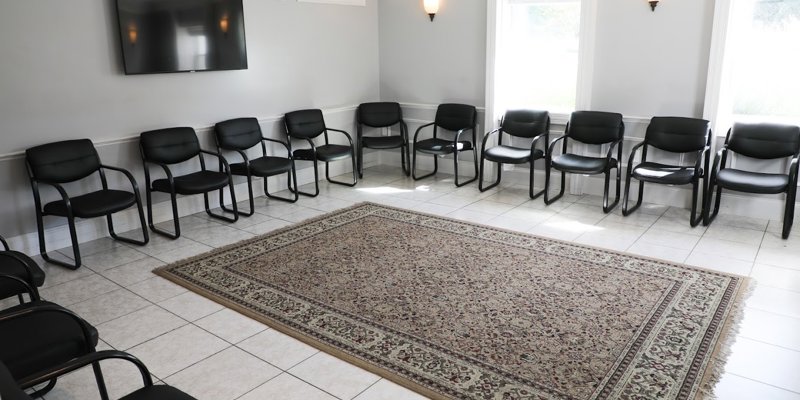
[127,22,138,46]
[219,14,230,34]
[648,0,659,11]
[424,0,439,21]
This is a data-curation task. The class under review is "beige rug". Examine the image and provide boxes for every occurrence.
[154,202,749,400]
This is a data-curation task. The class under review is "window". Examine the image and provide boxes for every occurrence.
[706,0,800,132]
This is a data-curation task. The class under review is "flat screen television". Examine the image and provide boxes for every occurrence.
[116,0,248,75]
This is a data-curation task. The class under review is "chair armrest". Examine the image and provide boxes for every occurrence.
[20,350,153,390]
[454,127,474,145]
[262,137,291,152]
[530,132,549,155]
[0,273,39,301]
[0,251,40,293]
[626,141,646,174]
[789,154,799,186]
[605,139,623,161]
[100,165,141,195]
[481,128,502,154]
[0,303,95,354]
[709,148,726,183]
[199,149,232,173]
[694,146,710,172]
[32,180,73,215]
[0,236,8,251]
[142,160,175,188]
[413,122,436,144]
[325,128,355,147]
[546,136,567,161]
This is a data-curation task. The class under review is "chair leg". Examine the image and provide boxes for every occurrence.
[478,157,501,192]
[92,361,110,400]
[325,158,358,187]
[704,181,723,226]
[290,159,320,197]
[106,199,150,245]
[266,171,299,203]
[401,144,411,176]
[205,183,239,223]
[783,189,796,239]
[357,142,364,179]
[622,171,644,216]
[454,149,478,187]
[529,160,545,199]
[689,179,704,227]
[26,378,57,398]
[149,191,181,239]
[544,166,566,205]
[602,166,621,213]
[412,150,438,181]
[222,176,255,216]
[39,214,82,270]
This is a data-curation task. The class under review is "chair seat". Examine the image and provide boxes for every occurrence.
[230,156,292,177]
[632,162,698,185]
[43,190,136,218]
[294,144,353,162]
[152,171,230,195]
[717,168,789,194]
[362,136,405,150]
[551,154,617,174]
[483,146,543,164]
[0,252,45,300]
[120,385,197,400]
[0,301,98,381]
[415,138,473,155]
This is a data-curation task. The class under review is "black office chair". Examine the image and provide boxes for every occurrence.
[544,111,625,213]
[356,102,410,178]
[283,109,357,197]
[215,118,298,216]
[705,123,800,239]
[623,117,711,227]
[0,351,196,400]
[479,110,550,198]
[0,236,45,304]
[0,288,103,399]
[412,103,479,187]
[140,127,238,239]
[25,139,149,269]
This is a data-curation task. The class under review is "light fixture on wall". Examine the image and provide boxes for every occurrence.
[219,14,230,34]
[127,22,138,46]
[648,0,659,11]
[424,0,439,21]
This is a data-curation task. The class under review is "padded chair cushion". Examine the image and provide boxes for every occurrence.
[568,111,624,145]
[361,136,405,150]
[551,154,617,174]
[284,110,326,139]
[230,156,292,177]
[140,128,200,165]
[631,162,698,185]
[483,146,543,164]
[646,117,710,153]
[716,168,789,194]
[120,385,197,400]
[42,190,136,218]
[434,104,477,132]
[26,139,101,184]
[415,138,473,155]
[0,301,98,381]
[152,171,230,195]
[0,252,45,300]
[727,123,800,160]
[293,145,353,162]
[501,110,549,138]
[215,118,262,151]
[358,102,402,127]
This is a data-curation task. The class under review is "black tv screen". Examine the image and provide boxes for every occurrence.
[116,0,248,74]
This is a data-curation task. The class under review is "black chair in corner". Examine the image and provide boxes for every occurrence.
[140,127,238,239]
[0,236,45,305]
[544,111,625,213]
[0,351,197,400]
[705,123,800,238]
[412,103,479,187]
[623,117,711,226]
[479,110,550,198]
[0,291,103,399]
[356,102,410,178]
[283,109,357,197]
[25,139,149,269]
[215,118,298,216]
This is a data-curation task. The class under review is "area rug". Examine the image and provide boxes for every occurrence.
[154,202,749,400]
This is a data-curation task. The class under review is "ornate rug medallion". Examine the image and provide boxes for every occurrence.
[154,202,749,400]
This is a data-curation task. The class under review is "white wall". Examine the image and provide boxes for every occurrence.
[0,0,380,240]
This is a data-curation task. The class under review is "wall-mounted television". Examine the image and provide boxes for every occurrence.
[116,0,248,75]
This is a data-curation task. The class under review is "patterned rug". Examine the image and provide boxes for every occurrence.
[154,203,749,400]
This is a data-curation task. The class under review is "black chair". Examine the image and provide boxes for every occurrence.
[215,118,298,216]
[356,102,410,178]
[0,351,196,400]
[705,123,800,238]
[412,103,479,187]
[0,236,45,304]
[25,140,149,269]
[479,110,550,198]
[0,289,103,399]
[140,127,238,239]
[623,117,711,227]
[283,109,357,197]
[544,111,625,213]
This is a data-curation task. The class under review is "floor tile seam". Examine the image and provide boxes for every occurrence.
[724,372,800,395]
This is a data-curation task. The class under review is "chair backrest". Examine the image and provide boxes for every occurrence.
[284,109,326,139]
[645,117,710,153]
[566,111,624,145]
[139,127,200,165]
[358,102,403,128]
[434,103,477,132]
[501,110,549,138]
[25,139,101,183]
[727,122,800,159]
[215,118,262,151]
[0,361,30,400]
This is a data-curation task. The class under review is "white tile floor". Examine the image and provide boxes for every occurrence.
[16,164,800,399]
